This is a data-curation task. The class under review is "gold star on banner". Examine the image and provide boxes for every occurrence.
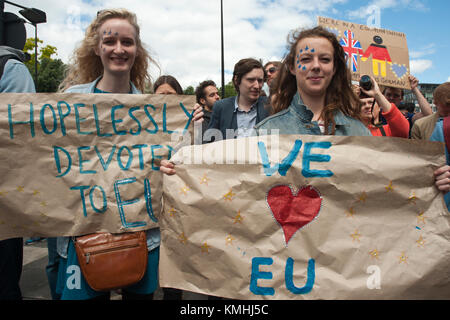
[350,230,361,242]
[223,189,235,201]
[32,190,40,196]
[225,234,235,245]
[40,212,48,218]
[416,235,425,248]
[399,252,408,264]
[178,233,188,244]
[346,207,355,218]
[356,192,367,203]
[180,185,190,196]
[17,186,24,192]
[233,211,244,224]
[408,193,418,205]
[200,174,210,186]
[168,207,177,217]
[369,249,380,260]
[417,212,426,225]
[201,242,210,253]
[385,181,394,192]
[40,201,47,207]
[0,190,8,197]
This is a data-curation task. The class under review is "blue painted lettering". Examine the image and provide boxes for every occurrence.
[111,104,126,135]
[40,104,57,135]
[57,101,71,136]
[114,177,147,228]
[258,140,302,176]
[302,142,333,178]
[74,103,93,135]
[77,146,96,174]
[250,257,275,296]
[8,103,35,139]
[53,146,72,178]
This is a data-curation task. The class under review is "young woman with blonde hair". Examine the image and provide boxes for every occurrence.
[59,8,156,93]
[56,8,160,300]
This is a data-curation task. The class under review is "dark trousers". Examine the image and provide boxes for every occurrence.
[45,237,61,300]
[0,238,23,300]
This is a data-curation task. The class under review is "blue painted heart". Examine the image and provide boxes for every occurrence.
[391,63,408,79]
[267,185,322,245]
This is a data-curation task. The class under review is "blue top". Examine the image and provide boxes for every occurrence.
[255,92,371,136]
[0,59,36,93]
[57,77,160,258]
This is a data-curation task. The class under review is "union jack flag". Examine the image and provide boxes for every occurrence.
[340,30,363,72]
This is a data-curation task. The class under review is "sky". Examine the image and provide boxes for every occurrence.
[5,0,450,89]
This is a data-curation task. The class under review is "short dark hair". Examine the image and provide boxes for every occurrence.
[232,58,266,93]
[195,80,217,104]
[153,75,183,94]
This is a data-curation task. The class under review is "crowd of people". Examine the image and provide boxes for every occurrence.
[1,7,450,300]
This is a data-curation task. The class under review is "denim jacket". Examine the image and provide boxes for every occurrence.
[255,92,371,136]
[57,77,160,258]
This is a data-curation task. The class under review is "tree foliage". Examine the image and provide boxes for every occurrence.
[183,85,195,95]
[219,81,237,98]
[23,38,66,92]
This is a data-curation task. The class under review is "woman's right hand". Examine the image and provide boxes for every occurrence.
[160,159,176,175]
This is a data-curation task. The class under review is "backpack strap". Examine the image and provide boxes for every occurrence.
[0,54,22,79]
[443,116,450,152]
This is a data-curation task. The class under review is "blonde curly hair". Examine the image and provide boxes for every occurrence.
[59,8,157,92]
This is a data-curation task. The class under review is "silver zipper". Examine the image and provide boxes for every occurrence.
[85,253,90,264]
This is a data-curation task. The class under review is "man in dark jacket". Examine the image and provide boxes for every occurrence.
[203,58,270,143]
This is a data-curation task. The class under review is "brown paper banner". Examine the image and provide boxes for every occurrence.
[0,93,195,240]
[318,16,411,89]
[160,135,450,299]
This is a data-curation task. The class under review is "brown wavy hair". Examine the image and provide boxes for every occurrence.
[271,26,362,135]
[59,8,157,92]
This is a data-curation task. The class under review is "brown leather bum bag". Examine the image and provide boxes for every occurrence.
[73,231,148,292]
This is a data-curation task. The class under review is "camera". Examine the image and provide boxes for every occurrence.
[359,75,372,91]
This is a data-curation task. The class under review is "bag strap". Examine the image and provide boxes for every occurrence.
[443,116,450,151]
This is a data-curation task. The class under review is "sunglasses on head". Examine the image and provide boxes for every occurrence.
[266,67,277,74]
